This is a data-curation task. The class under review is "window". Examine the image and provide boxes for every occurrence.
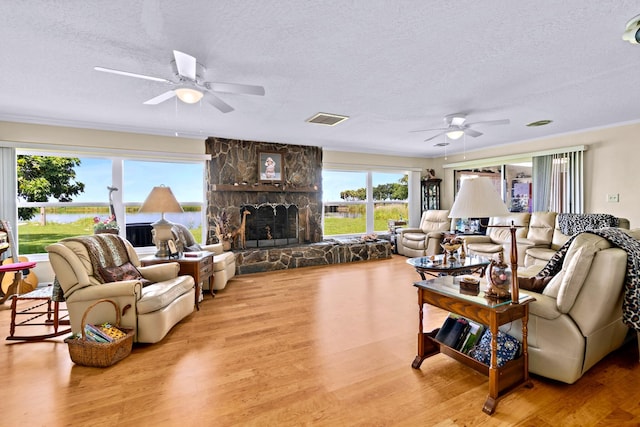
[124,160,204,243]
[322,170,408,236]
[322,170,367,236]
[15,153,205,254]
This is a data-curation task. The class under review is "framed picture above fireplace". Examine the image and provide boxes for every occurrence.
[258,151,284,184]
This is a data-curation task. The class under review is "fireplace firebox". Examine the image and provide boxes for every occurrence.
[241,204,299,247]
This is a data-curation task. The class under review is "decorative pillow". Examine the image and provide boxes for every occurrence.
[518,275,553,292]
[98,262,152,287]
[468,329,520,367]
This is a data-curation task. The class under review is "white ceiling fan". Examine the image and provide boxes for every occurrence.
[94,50,265,113]
[411,114,510,142]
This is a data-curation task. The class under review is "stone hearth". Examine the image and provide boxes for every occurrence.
[235,239,392,274]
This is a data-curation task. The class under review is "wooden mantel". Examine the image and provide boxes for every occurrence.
[211,184,320,193]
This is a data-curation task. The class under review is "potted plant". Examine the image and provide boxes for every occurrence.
[93,215,119,234]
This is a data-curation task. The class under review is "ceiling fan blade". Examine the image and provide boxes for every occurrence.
[173,50,197,80]
[143,90,176,105]
[423,131,447,142]
[466,119,510,126]
[206,93,234,113]
[410,127,447,133]
[94,66,171,83]
[464,128,483,138]
[206,81,265,96]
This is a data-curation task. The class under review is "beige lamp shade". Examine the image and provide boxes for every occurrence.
[139,186,184,225]
[448,177,509,219]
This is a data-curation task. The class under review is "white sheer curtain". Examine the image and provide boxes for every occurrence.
[0,147,17,231]
[532,149,583,213]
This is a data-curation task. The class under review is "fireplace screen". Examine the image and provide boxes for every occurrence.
[241,204,299,247]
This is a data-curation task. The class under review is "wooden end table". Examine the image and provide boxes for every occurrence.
[412,276,535,415]
[140,252,215,310]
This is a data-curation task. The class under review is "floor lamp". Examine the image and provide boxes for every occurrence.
[448,177,520,303]
[139,185,184,257]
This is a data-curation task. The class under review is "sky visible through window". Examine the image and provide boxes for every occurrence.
[322,171,406,201]
[69,159,405,203]
[71,158,203,203]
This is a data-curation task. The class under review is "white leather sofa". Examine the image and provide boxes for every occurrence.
[47,235,195,343]
[504,229,640,384]
[463,212,629,267]
[397,210,450,257]
[169,223,236,291]
[524,216,630,267]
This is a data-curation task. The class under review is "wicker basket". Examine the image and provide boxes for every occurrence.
[64,299,134,368]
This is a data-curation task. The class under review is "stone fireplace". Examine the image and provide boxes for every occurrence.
[205,138,323,247]
[205,138,391,273]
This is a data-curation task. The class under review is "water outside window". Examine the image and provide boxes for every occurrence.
[17,156,204,254]
[322,170,408,236]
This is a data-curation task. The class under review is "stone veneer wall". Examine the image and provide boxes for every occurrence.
[235,240,392,274]
[205,138,323,246]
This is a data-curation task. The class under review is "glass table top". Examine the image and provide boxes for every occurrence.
[414,276,534,308]
[406,254,490,271]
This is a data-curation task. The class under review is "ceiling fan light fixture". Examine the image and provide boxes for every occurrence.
[446,129,465,140]
[175,87,204,104]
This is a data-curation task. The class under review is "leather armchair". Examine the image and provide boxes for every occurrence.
[47,235,195,343]
[169,223,236,291]
[506,230,640,384]
[464,213,532,265]
[397,210,450,257]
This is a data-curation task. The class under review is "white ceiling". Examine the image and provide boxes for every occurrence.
[2,2,640,158]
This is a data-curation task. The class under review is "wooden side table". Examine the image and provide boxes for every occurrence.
[140,252,214,310]
[412,276,535,415]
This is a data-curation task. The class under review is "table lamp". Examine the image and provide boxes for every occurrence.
[448,177,520,303]
[139,185,184,257]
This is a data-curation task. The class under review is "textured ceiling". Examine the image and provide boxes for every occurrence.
[2,1,640,157]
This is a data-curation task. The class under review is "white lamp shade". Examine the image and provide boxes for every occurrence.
[139,186,184,215]
[448,177,509,219]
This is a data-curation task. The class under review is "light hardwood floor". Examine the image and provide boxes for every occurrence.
[1,255,639,426]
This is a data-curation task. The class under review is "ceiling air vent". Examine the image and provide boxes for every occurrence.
[526,119,553,127]
[306,112,349,126]
[434,142,450,147]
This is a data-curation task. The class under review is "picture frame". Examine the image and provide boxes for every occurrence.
[258,151,284,183]
[167,239,179,259]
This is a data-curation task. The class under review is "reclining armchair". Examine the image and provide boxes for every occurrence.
[169,223,236,292]
[506,230,639,384]
[463,212,533,266]
[47,234,195,343]
[397,210,450,257]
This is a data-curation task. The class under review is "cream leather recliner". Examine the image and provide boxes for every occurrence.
[47,235,195,343]
[169,223,236,291]
[505,230,640,384]
[397,210,450,257]
[464,212,533,265]
[525,216,631,267]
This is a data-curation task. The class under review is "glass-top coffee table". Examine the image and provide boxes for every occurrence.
[407,254,490,280]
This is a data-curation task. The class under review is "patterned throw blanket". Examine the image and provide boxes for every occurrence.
[557,213,619,236]
[66,234,131,283]
[537,227,640,331]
